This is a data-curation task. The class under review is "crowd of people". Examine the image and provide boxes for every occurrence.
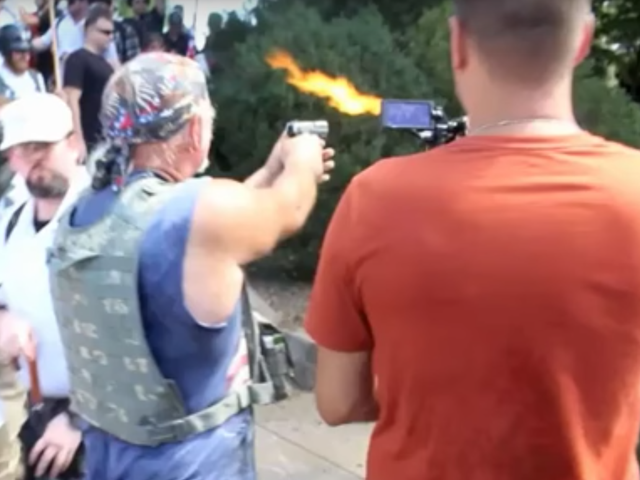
[4,0,640,480]
[0,0,200,216]
[0,0,196,88]
[0,4,215,480]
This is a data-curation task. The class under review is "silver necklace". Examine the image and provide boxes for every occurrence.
[468,117,579,135]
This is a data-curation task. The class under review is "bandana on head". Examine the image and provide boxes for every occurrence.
[101,52,210,144]
[89,53,210,189]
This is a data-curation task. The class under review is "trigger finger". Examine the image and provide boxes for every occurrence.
[322,148,335,159]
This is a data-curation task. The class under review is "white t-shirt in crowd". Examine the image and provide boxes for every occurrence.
[39,13,118,66]
[0,169,90,397]
[0,64,45,98]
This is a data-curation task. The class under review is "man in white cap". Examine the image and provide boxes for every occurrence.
[0,93,87,480]
[0,22,48,217]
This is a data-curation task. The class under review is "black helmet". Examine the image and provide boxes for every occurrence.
[0,24,31,58]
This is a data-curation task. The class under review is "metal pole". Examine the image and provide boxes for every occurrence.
[47,0,61,89]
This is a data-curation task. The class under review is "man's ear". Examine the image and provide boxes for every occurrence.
[574,13,595,66]
[449,16,469,72]
[186,115,202,153]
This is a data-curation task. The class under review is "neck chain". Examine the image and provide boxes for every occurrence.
[468,117,580,135]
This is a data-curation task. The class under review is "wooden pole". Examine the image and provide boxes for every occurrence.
[47,0,61,89]
[192,0,199,32]
[27,358,42,405]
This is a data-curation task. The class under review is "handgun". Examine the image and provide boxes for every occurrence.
[285,120,329,139]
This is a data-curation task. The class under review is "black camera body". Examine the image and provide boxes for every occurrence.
[283,101,464,151]
[380,99,467,148]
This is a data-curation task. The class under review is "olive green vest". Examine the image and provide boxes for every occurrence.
[48,177,287,446]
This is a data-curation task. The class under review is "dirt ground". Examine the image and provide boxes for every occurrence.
[249,276,312,329]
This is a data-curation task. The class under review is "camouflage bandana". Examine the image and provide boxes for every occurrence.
[101,52,210,145]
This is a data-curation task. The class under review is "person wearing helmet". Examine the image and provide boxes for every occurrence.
[0,24,45,106]
[163,10,193,58]
[0,23,43,222]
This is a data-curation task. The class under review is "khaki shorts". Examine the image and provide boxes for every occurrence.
[0,362,26,480]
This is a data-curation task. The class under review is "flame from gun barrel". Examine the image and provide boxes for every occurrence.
[265,49,382,116]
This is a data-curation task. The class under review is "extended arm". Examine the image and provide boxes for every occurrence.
[185,133,332,327]
[32,28,52,52]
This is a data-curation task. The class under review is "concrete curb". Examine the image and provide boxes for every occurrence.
[247,285,317,391]
[282,328,316,391]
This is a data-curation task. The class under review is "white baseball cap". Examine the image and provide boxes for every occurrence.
[0,93,74,151]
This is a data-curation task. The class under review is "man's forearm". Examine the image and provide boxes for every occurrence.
[334,374,379,425]
[270,162,317,237]
[347,396,379,424]
[66,98,84,141]
[244,166,277,189]
[32,36,50,53]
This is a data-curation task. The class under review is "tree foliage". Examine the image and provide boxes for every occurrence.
[592,0,640,99]
[206,0,640,279]
[407,2,640,147]
[211,3,433,277]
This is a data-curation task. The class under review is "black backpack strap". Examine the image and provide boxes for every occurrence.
[5,202,26,242]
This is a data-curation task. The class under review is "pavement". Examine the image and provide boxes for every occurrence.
[255,393,372,479]
[249,285,372,478]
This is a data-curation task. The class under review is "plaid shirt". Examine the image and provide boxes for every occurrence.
[114,20,140,63]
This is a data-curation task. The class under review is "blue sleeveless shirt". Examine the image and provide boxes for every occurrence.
[69,173,255,480]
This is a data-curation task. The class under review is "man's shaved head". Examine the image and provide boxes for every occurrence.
[453,0,592,85]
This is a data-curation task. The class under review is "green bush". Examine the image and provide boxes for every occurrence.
[407,3,640,146]
[212,3,433,279]
[574,64,640,146]
[211,2,640,279]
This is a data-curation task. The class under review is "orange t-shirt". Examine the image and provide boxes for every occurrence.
[305,133,640,480]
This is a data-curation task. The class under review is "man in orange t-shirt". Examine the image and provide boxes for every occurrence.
[305,1,640,479]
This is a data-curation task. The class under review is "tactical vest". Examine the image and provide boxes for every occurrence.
[48,177,292,446]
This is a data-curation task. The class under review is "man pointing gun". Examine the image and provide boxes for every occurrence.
[47,52,334,480]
